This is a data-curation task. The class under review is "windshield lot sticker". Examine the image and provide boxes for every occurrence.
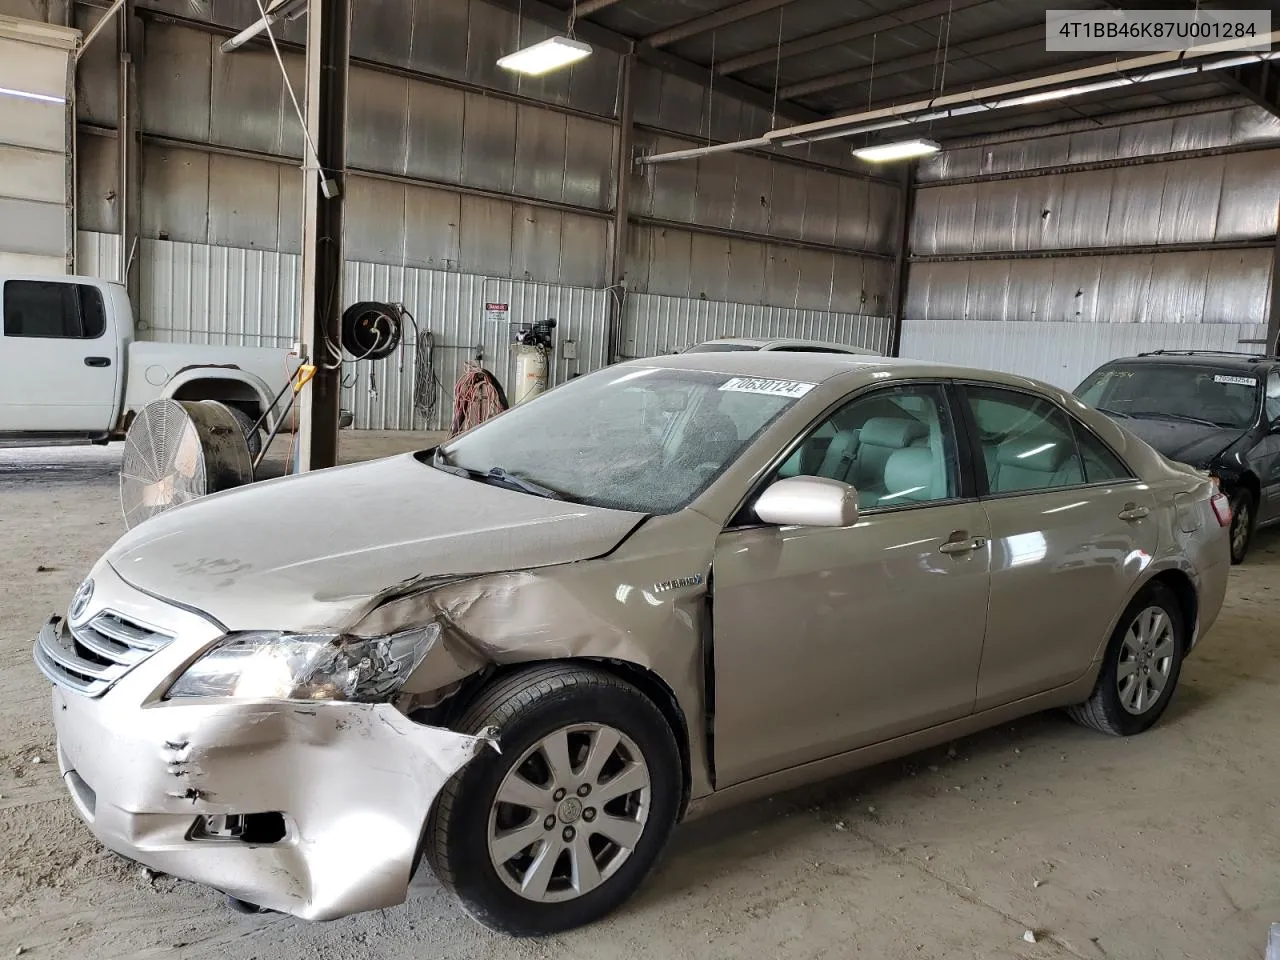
[1214,375,1257,387]
[719,377,816,398]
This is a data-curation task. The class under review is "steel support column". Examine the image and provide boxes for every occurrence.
[1269,228,1280,355]
[296,0,348,472]
[889,164,913,358]
[117,0,139,303]
[607,51,634,364]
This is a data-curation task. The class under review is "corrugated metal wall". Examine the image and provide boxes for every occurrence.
[620,293,893,359]
[902,104,1280,389]
[76,231,609,430]
[57,0,899,394]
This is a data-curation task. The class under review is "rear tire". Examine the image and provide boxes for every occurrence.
[1229,490,1254,565]
[425,664,681,936]
[224,406,263,462]
[1067,582,1186,737]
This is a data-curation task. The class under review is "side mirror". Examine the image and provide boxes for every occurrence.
[754,476,859,528]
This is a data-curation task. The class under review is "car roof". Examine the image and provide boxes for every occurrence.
[695,337,874,352]
[619,351,1060,392]
[1101,353,1277,372]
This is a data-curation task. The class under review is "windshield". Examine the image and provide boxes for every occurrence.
[1075,363,1261,430]
[435,367,809,514]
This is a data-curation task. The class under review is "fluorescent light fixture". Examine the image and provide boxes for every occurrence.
[853,138,941,163]
[497,35,592,75]
[0,86,64,105]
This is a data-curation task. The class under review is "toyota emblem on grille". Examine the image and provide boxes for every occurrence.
[69,579,95,622]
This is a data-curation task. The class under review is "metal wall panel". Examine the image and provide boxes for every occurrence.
[689,232,733,303]
[77,135,119,233]
[403,184,461,271]
[207,153,283,251]
[918,105,1280,182]
[900,320,1269,390]
[405,81,465,183]
[209,44,298,156]
[620,292,893,360]
[141,145,210,243]
[344,176,406,265]
[804,172,841,248]
[347,67,409,174]
[140,22,212,142]
[510,204,562,282]
[406,0,469,81]
[1219,150,1280,239]
[907,249,1275,324]
[76,230,122,281]
[562,115,615,211]
[460,92,516,195]
[514,104,567,203]
[557,215,608,288]
[350,0,414,69]
[458,193,512,277]
[731,155,773,236]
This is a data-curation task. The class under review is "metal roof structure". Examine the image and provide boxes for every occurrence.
[511,0,1280,145]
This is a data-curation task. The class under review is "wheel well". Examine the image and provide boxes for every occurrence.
[1149,569,1198,651]
[169,380,262,422]
[444,658,694,821]
[1235,472,1260,506]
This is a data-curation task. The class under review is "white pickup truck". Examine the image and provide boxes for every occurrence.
[0,275,298,450]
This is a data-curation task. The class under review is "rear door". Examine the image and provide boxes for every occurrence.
[0,279,119,432]
[1254,371,1280,523]
[957,383,1159,710]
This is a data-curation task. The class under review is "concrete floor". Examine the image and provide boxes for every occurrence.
[2,434,1279,960]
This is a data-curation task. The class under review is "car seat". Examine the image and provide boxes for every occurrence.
[851,418,927,499]
[990,434,1083,492]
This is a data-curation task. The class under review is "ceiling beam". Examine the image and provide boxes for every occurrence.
[479,0,824,123]
[645,0,796,49]
[716,0,990,76]
[1221,61,1280,119]
[574,0,626,15]
[780,23,1045,100]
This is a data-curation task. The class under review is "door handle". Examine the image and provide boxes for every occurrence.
[1118,503,1149,522]
[84,356,111,367]
[939,535,987,555]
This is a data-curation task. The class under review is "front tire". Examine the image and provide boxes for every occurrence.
[425,665,681,936]
[1229,490,1254,564]
[1067,582,1186,737]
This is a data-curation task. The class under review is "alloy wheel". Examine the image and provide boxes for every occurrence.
[487,723,651,903]
[1231,499,1251,560]
[1116,606,1177,715]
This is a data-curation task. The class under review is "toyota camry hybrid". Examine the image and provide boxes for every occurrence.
[35,352,1230,935]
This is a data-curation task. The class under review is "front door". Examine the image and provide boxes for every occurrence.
[711,382,990,788]
[955,384,1161,710]
[1254,373,1280,524]
[0,279,118,432]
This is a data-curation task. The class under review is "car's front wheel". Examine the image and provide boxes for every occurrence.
[1067,582,1186,737]
[425,664,681,935]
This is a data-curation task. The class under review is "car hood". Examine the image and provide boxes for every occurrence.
[1111,416,1243,467]
[104,453,645,632]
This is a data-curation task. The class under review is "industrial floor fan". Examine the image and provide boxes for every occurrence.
[120,399,254,529]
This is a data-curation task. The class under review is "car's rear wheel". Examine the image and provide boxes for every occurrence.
[424,664,681,935]
[1067,582,1186,737]
[1229,490,1254,564]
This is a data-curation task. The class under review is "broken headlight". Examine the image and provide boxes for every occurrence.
[166,624,439,702]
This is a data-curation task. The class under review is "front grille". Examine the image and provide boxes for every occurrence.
[34,612,174,697]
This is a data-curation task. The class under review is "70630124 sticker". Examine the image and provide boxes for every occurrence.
[719,377,816,398]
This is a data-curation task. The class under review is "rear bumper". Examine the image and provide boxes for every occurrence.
[48,676,490,920]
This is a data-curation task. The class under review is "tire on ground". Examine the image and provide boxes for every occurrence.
[1067,581,1186,737]
[424,663,682,936]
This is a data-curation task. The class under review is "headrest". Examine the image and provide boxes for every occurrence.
[996,435,1072,472]
[860,417,926,449]
[883,447,936,501]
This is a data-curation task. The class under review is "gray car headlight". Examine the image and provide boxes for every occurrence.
[166,623,440,702]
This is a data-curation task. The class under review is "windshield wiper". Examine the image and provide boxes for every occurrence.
[431,449,564,500]
[1130,411,1222,429]
[1096,406,1132,420]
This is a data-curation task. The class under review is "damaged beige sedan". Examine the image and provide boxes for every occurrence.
[36,353,1230,934]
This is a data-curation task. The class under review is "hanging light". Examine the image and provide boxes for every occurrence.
[852,138,941,163]
[497,35,593,75]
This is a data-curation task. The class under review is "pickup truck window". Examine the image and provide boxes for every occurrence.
[3,280,106,340]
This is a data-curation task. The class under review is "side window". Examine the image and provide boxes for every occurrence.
[1267,373,1280,423]
[776,383,960,511]
[1072,422,1133,483]
[962,386,1085,495]
[2,281,105,340]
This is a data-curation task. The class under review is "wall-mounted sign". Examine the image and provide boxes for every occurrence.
[485,302,509,323]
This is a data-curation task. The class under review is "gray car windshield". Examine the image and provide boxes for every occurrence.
[1076,363,1261,430]
[435,367,806,514]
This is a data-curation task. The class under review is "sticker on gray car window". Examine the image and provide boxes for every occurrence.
[719,377,815,398]
[1213,375,1257,387]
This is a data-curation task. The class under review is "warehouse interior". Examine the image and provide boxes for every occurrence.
[3,0,1280,957]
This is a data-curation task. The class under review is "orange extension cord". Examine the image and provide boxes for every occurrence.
[450,362,508,437]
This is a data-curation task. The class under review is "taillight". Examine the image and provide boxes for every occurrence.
[1210,492,1232,527]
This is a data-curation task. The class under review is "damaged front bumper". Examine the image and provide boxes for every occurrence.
[39,596,492,920]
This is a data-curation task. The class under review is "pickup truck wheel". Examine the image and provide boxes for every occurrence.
[425,664,681,935]
[225,406,263,461]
